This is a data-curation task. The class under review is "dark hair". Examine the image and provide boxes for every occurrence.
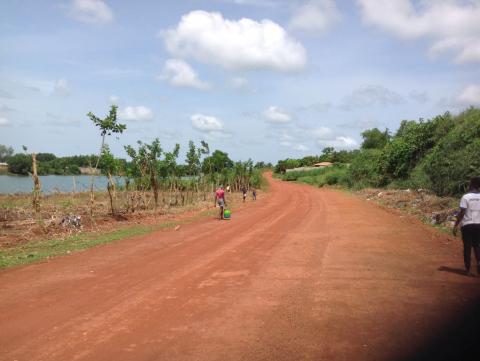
[470,177,480,190]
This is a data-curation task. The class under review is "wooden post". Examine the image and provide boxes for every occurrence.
[31,153,41,213]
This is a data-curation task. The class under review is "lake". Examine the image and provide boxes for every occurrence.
[0,175,125,194]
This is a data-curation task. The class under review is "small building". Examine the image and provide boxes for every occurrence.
[314,162,333,168]
[0,162,8,168]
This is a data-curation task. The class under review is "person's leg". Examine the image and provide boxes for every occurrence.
[461,226,473,274]
[471,225,480,274]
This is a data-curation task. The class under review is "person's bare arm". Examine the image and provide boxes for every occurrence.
[453,208,466,236]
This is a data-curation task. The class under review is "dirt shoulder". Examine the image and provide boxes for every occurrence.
[0,190,260,269]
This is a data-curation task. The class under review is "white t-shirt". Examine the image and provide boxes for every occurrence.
[460,192,480,226]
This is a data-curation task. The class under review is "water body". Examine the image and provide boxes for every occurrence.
[0,175,125,194]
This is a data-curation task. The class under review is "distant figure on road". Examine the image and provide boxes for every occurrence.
[252,188,257,201]
[241,186,247,202]
[453,176,480,277]
[215,185,226,220]
[226,185,231,193]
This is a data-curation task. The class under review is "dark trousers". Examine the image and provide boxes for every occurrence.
[461,224,480,273]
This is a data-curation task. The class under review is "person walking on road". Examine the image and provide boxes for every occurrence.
[241,185,247,203]
[252,188,257,201]
[453,176,480,277]
[215,185,227,220]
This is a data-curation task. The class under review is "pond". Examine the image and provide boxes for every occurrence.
[0,175,125,194]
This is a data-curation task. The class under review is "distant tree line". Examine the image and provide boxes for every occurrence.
[275,107,480,197]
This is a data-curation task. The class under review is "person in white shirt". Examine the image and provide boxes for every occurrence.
[453,177,480,277]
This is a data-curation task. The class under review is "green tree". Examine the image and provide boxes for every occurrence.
[0,145,14,162]
[7,154,31,175]
[185,141,201,176]
[87,105,126,216]
[202,150,233,174]
[361,128,390,149]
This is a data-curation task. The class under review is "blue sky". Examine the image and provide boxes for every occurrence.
[1,0,479,163]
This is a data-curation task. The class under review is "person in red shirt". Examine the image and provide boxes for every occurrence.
[214,185,227,220]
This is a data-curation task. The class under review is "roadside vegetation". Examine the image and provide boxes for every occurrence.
[0,105,269,268]
[275,107,480,198]
[275,107,480,232]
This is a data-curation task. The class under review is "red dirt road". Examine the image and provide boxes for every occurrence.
[1,174,479,361]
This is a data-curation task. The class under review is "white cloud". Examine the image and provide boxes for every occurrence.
[320,136,358,149]
[263,106,291,123]
[357,0,480,63]
[162,10,306,71]
[456,84,480,106]
[191,113,224,132]
[191,113,231,138]
[109,95,119,104]
[0,117,11,127]
[340,85,403,110]
[69,0,114,24]
[119,106,154,121]
[159,59,210,90]
[54,78,71,96]
[290,0,341,34]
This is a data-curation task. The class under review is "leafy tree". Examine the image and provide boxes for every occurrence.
[202,150,233,174]
[125,139,163,208]
[361,128,390,149]
[424,108,480,195]
[87,105,126,216]
[185,141,201,176]
[7,154,31,175]
[0,145,14,162]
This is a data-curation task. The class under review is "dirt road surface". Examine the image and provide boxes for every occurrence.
[1,173,479,361]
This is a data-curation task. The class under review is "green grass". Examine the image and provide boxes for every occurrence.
[0,208,218,270]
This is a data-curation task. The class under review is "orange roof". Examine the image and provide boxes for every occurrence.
[314,162,333,166]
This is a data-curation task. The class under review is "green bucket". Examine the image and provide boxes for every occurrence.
[223,209,231,219]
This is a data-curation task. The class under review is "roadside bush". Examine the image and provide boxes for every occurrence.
[424,108,480,196]
[348,149,383,187]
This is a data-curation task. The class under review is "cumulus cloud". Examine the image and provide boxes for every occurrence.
[320,136,358,149]
[191,114,232,138]
[162,10,306,71]
[290,0,341,34]
[0,117,11,127]
[340,85,403,110]
[263,106,292,123]
[69,0,114,24]
[158,59,210,90]
[53,78,72,96]
[456,84,480,106]
[357,0,480,63]
[119,106,154,121]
